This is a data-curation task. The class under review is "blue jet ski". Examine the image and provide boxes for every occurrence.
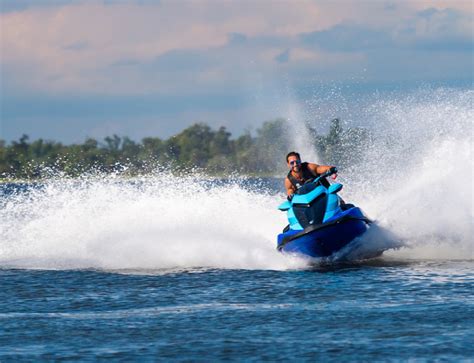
[277,168,372,259]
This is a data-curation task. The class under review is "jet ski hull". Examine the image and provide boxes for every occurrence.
[277,207,371,258]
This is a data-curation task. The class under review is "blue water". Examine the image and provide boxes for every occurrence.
[1,261,473,361]
[1,179,473,361]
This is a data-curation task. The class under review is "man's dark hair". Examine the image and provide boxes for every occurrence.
[286,151,301,162]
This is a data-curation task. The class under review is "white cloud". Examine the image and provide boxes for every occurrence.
[0,0,472,97]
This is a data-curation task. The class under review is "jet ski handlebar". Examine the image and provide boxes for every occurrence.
[290,167,338,198]
[316,166,337,180]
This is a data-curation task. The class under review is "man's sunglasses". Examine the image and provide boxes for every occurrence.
[289,160,301,166]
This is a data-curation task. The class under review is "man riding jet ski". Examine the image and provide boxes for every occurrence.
[277,152,372,259]
[285,151,335,196]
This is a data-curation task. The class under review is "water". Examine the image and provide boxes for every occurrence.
[1,262,473,361]
[0,87,473,360]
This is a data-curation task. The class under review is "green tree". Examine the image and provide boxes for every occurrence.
[0,140,7,175]
[6,135,32,178]
[172,123,215,168]
[234,130,254,172]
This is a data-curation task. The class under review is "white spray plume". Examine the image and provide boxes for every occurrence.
[1,87,472,272]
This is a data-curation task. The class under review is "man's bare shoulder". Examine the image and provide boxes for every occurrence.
[306,162,319,171]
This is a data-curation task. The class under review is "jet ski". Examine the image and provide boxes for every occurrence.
[277,168,372,259]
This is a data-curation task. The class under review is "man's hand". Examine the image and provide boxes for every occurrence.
[329,166,338,180]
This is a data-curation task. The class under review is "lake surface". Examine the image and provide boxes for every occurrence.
[1,180,473,361]
[1,262,473,361]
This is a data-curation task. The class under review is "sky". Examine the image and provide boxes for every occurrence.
[0,0,472,143]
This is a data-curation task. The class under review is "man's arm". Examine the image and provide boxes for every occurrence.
[307,163,334,175]
[284,177,296,196]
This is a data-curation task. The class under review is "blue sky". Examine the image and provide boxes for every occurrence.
[1,0,472,143]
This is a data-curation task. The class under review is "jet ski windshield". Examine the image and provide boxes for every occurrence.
[295,182,317,195]
[293,193,328,227]
[295,175,329,195]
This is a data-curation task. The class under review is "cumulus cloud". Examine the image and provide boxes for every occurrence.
[2,0,471,95]
[301,25,392,52]
[395,8,473,51]
[0,0,472,142]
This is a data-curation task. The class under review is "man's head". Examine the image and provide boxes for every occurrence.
[286,151,301,171]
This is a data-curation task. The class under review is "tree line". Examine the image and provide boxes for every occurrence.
[0,118,371,179]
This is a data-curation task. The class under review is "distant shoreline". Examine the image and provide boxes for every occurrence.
[0,119,367,181]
